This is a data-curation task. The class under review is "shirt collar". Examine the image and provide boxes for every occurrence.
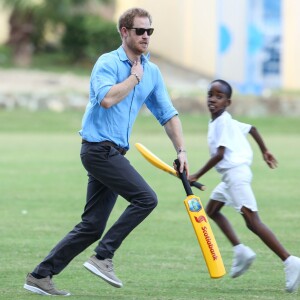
[117,46,150,64]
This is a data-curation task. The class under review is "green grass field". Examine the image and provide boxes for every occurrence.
[0,110,300,300]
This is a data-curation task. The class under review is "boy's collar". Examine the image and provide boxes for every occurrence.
[211,110,227,121]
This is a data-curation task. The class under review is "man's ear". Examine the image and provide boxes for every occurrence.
[226,99,231,107]
[121,27,128,38]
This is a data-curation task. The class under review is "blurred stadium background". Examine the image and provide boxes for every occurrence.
[0,0,300,115]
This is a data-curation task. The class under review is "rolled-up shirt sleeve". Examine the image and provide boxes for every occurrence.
[145,67,178,125]
[91,54,117,105]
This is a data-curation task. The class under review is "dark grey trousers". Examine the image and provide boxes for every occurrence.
[33,143,158,277]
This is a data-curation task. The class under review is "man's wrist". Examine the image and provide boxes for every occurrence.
[177,148,187,154]
[131,73,140,84]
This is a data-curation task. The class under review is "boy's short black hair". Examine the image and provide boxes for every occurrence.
[211,79,232,98]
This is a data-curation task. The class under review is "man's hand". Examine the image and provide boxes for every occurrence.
[131,60,143,82]
[173,151,189,176]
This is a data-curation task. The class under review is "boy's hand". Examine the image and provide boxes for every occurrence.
[188,173,199,183]
[263,150,278,169]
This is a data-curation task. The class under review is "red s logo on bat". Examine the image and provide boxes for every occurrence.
[194,215,207,223]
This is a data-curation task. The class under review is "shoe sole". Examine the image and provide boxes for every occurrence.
[23,284,71,296]
[231,255,256,278]
[83,262,123,288]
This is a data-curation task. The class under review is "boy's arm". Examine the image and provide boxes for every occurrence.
[188,146,225,182]
[249,126,278,169]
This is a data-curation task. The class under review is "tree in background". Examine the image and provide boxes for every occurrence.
[0,0,114,67]
[62,13,120,64]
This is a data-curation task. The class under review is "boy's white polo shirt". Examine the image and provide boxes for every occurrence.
[208,111,252,174]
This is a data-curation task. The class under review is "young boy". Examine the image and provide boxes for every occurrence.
[188,79,300,292]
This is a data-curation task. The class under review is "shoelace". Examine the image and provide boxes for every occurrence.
[48,279,55,288]
[104,259,114,272]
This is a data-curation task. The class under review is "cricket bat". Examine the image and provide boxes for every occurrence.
[135,143,205,191]
[174,159,226,278]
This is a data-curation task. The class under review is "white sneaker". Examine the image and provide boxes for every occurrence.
[230,245,256,278]
[284,256,300,293]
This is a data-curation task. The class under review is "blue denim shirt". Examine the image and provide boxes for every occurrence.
[79,46,178,150]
